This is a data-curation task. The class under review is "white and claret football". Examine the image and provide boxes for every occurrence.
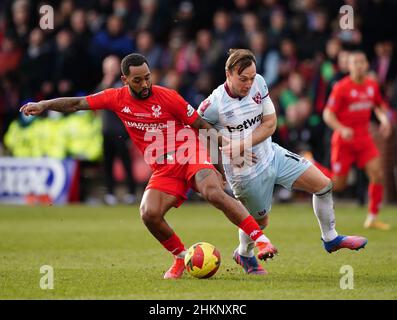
[184,242,221,279]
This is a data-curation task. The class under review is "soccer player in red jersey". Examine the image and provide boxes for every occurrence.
[20,53,278,279]
[323,51,392,230]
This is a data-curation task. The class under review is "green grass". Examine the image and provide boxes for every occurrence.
[0,202,396,299]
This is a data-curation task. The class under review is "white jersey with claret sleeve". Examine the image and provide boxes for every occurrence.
[198,74,275,182]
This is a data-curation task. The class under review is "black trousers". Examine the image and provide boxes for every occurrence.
[103,133,136,195]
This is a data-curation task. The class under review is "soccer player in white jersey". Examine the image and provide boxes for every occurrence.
[198,49,368,275]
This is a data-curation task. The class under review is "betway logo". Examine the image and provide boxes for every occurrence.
[124,121,168,131]
[226,113,263,132]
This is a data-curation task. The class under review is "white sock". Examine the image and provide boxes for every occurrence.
[238,228,255,257]
[313,189,338,242]
[366,214,376,223]
[238,226,269,257]
[176,250,187,259]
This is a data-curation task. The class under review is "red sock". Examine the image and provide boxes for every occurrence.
[160,233,185,256]
[313,160,333,179]
[368,183,383,216]
[239,215,266,241]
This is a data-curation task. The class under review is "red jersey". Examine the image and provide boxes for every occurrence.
[325,76,385,141]
[86,85,200,169]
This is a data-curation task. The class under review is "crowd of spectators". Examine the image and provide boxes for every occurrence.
[1,0,397,201]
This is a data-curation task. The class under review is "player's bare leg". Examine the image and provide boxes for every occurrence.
[192,169,278,261]
[364,157,390,230]
[293,165,368,253]
[139,189,186,279]
[233,215,269,275]
[332,174,348,193]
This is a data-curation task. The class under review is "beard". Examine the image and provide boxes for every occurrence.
[129,84,152,99]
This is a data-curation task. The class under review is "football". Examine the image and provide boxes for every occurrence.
[184,242,221,279]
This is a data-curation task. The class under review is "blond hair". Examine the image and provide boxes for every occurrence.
[225,49,256,74]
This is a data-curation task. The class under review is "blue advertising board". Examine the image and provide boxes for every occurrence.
[0,157,78,205]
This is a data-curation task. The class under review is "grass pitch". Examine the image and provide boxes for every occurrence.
[0,202,396,299]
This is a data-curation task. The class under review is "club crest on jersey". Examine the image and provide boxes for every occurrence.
[152,105,162,118]
[198,99,211,115]
[252,91,266,104]
[186,104,195,117]
[350,89,358,97]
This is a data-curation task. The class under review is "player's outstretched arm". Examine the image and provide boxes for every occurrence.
[20,97,90,116]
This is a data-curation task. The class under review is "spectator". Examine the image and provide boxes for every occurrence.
[96,55,137,205]
[18,28,53,100]
[0,74,20,148]
[0,34,22,77]
[277,72,320,154]
[135,30,163,70]
[297,9,330,59]
[249,31,280,88]
[170,28,200,77]
[266,8,290,50]
[184,71,214,107]
[7,0,33,48]
[90,15,134,65]
[55,0,76,30]
[86,8,106,34]
[312,37,342,115]
[258,0,285,27]
[172,1,195,38]
[161,28,188,72]
[112,0,132,20]
[212,9,241,52]
[53,29,91,95]
[194,29,223,72]
[240,12,262,46]
[233,0,256,14]
[371,41,397,89]
[130,0,171,42]
[70,9,92,52]
[278,38,298,81]
[160,69,183,92]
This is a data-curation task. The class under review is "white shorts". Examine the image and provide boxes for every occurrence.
[229,143,312,219]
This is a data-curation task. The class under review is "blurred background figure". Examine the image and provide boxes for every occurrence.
[96,55,137,205]
[249,31,280,88]
[135,29,163,70]
[90,14,134,67]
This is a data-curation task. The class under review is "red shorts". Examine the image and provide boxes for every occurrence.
[331,136,379,176]
[145,161,216,207]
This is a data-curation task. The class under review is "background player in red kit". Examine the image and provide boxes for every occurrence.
[19,53,277,279]
[323,51,393,230]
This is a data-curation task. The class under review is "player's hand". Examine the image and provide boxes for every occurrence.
[19,101,47,116]
[220,138,258,168]
[339,126,353,141]
[379,121,392,139]
[242,149,258,166]
[220,139,258,161]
